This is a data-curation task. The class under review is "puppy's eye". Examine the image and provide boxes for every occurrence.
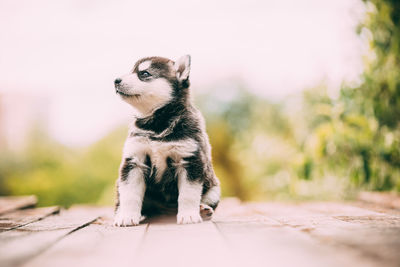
[139,71,151,78]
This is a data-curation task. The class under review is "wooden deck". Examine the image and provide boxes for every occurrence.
[1,196,400,267]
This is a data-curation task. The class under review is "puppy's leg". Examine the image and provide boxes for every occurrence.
[200,183,221,219]
[201,183,220,210]
[114,157,147,227]
[176,166,203,224]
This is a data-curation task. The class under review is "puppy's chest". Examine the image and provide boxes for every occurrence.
[124,135,198,177]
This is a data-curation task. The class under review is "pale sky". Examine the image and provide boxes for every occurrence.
[0,0,366,147]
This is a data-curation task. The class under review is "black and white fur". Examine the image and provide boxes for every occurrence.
[113,55,220,226]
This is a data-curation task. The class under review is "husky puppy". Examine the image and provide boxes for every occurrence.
[113,55,220,226]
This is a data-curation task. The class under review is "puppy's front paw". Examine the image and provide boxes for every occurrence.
[200,204,214,218]
[114,210,142,227]
[177,210,202,224]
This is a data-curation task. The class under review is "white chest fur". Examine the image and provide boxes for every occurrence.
[123,136,198,182]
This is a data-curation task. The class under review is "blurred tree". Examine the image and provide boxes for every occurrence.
[359,0,400,129]
[2,124,125,207]
[341,0,400,189]
[301,0,400,191]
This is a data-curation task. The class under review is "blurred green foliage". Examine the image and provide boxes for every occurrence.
[0,126,126,207]
[0,0,399,206]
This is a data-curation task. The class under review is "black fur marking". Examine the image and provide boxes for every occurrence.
[143,154,152,179]
[183,150,204,182]
[135,103,202,142]
[115,182,120,212]
[120,157,136,182]
[120,156,151,182]
[130,132,149,138]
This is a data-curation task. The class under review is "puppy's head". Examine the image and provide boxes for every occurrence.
[114,55,191,115]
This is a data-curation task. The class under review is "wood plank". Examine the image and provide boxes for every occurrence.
[215,221,376,267]
[0,206,102,267]
[352,201,400,216]
[137,215,238,267]
[22,208,148,267]
[299,201,386,216]
[322,215,400,266]
[213,201,374,267]
[213,197,280,224]
[0,206,60,232]
[264,202,400,266]
[0,196,37,215]
[358,191,400,209]
[243,202,400,267]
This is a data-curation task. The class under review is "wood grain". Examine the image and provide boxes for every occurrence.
[358,191,400,209]
[0,196,37,215]
[23,207,148,267]
[0,206,60,232]
[0,206,102,267]
[137,215,237,267]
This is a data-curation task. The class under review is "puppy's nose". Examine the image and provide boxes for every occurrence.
[114,78,122,85]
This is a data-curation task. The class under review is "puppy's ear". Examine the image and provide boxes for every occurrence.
[174,55,191,82]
